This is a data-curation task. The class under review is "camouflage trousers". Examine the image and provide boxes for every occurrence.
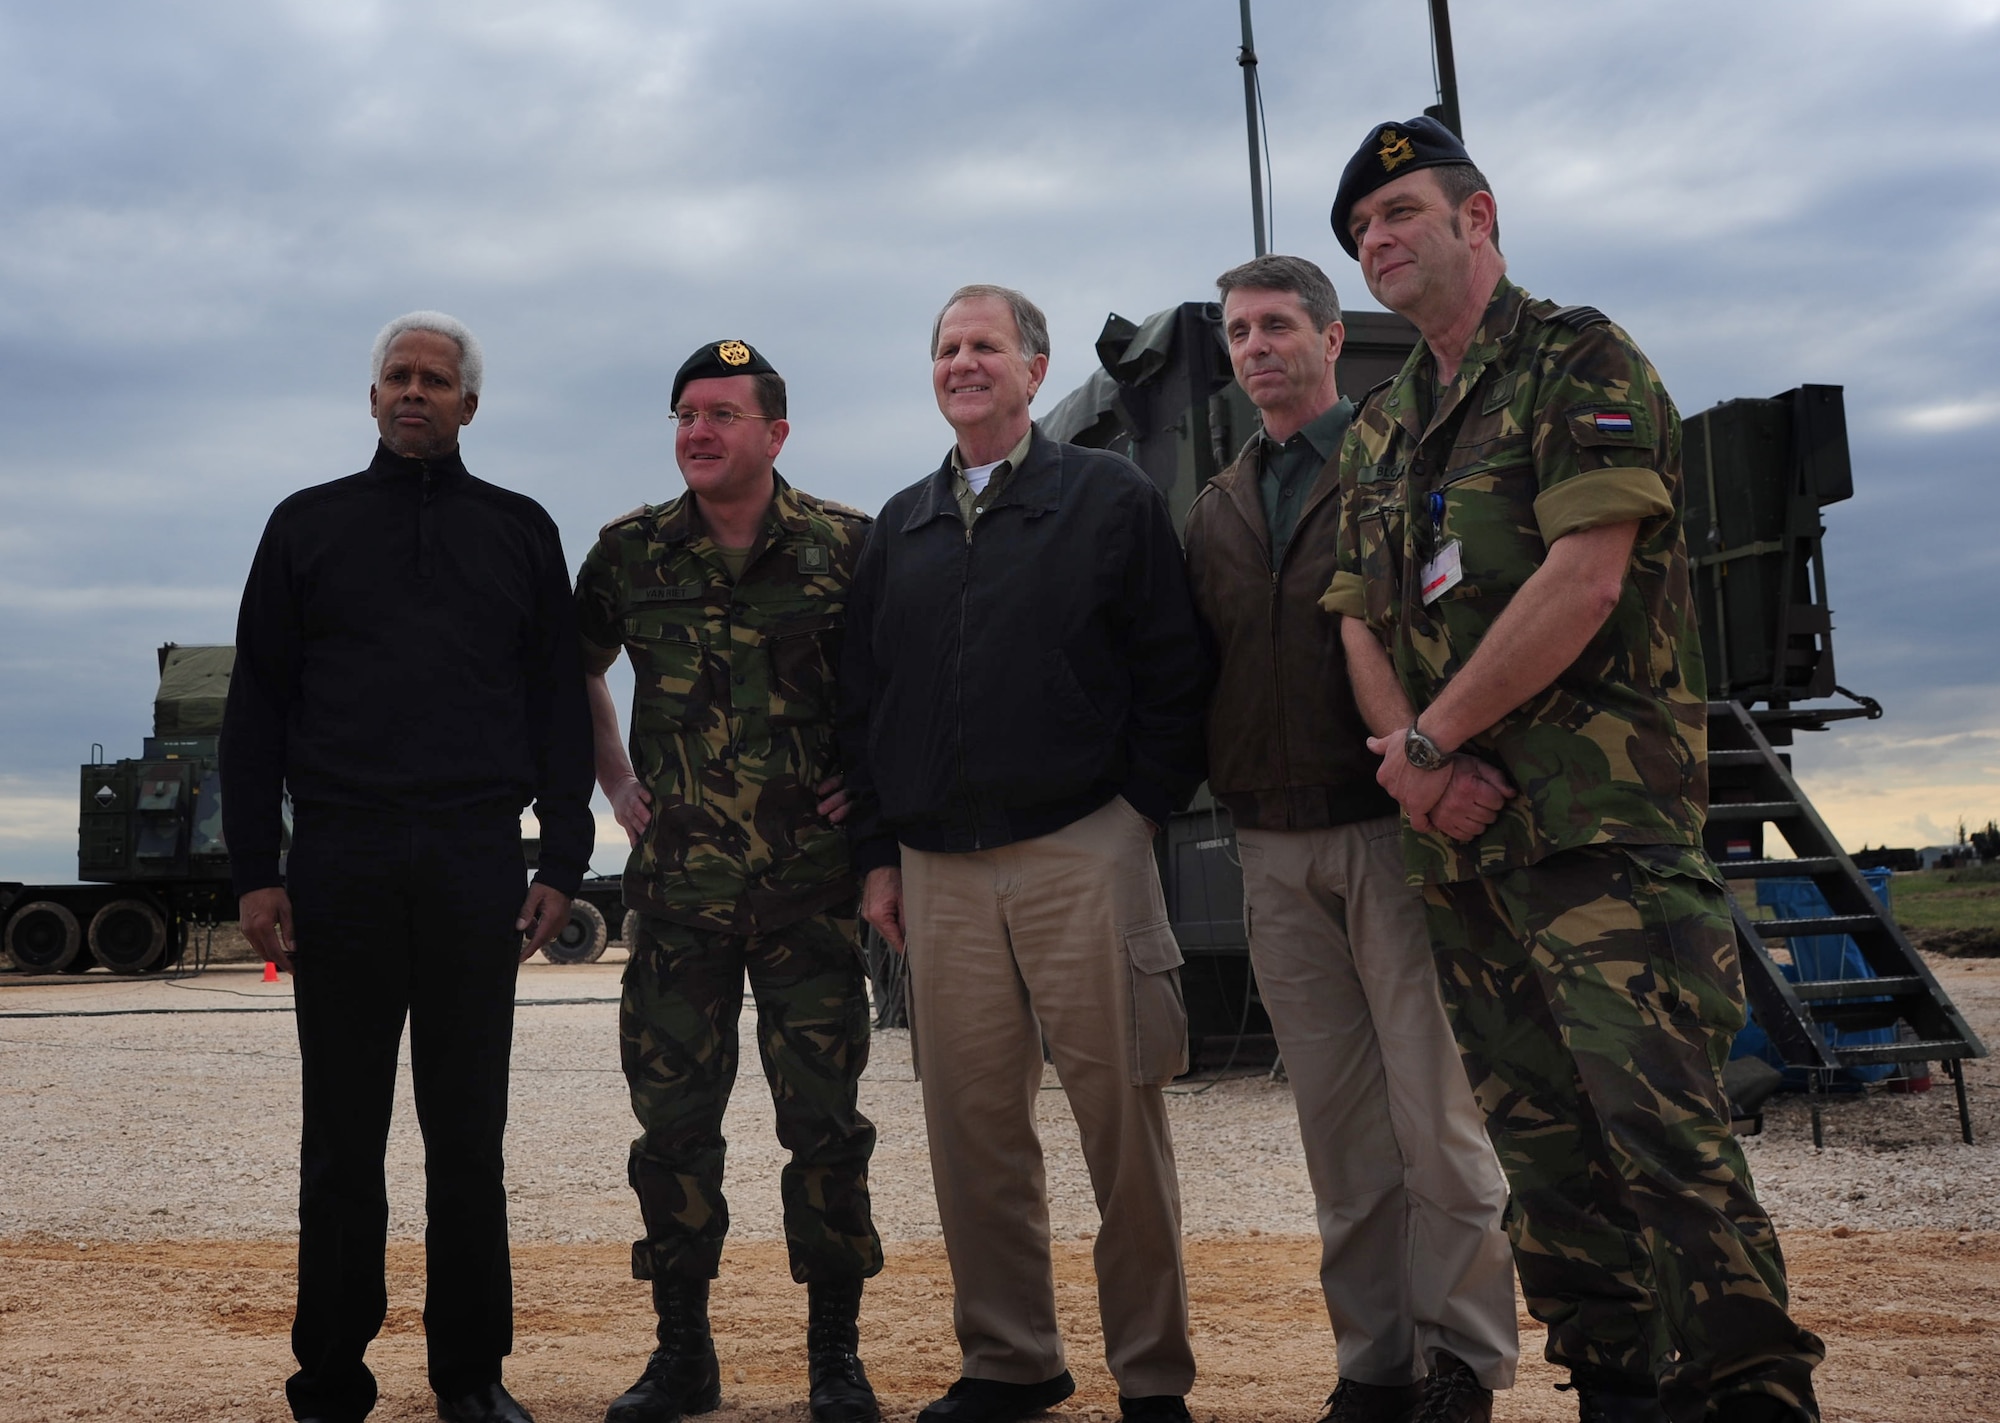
[620,911,882,1285]
[1424,845,1824,1423]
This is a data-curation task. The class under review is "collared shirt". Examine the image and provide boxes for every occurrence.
[950,426,1035,528]
[1257,397,1355,569]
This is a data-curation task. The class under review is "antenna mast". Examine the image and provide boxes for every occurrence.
[1425,0,1463,137]
[1237,0,1267,256]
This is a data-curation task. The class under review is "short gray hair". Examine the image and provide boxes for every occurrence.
[930,284,1050,362]
[1433,164,1502,256]
[1215,255,1342,331]
[371,310,485,396]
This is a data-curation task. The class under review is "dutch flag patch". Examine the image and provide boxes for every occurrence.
[1592,412,1635,434]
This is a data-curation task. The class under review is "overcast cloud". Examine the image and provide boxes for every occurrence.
[2,0,1998,881]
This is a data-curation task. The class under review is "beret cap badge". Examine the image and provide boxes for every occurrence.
[1329,114,1476,259]
[671,337,778,404]
[1377,128,1416,173]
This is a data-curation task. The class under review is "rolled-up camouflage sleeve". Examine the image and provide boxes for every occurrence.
[573,539,624,677]
[1319,422,1370,620]
[1528,323,1678,545]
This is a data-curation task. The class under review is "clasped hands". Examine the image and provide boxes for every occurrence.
[1364,727,1516,843]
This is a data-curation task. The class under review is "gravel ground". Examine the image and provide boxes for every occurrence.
[0,954,1315,1246]
[6,951,2000,1423]
[2,951,1997,1245]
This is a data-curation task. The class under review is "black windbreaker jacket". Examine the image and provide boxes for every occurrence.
[839,429,1211,872]
[220,443,595,897]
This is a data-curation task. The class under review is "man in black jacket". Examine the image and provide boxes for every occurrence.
[221,310,594,1423]
[1183,256,1516,1423]
[840,284,1211,1423]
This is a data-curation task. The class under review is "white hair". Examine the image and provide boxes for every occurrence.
[370,310,484,396]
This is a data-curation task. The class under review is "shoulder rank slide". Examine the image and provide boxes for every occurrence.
[1550,304,1610,332]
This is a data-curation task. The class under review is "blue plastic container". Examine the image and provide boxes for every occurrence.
[1730,869,1896,1085]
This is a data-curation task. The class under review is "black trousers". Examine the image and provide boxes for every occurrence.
[284,801,527,1422]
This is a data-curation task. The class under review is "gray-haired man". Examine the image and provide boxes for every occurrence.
[1182,256,1517,1423]
[840,284,1212,1423]
[224,311,594,1423]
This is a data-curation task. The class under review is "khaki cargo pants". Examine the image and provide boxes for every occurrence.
[902,795,1197,1399]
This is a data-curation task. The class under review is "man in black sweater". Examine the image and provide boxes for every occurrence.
[221,310,594,1423]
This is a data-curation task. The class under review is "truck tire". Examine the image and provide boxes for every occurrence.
[4,900,83,972]
[544,899,608,964]
[88,898,169,974]
[622,909,642,948]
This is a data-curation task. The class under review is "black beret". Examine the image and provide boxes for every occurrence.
[1329,116,1474,259]
[671,339,777,406]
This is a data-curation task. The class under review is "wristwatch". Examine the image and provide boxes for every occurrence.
[1403,725,1447,772]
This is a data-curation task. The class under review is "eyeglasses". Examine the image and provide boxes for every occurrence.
[673,407,776,429]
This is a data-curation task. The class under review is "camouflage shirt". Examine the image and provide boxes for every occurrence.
[1322,278,1708,884]
[576,474,871,932]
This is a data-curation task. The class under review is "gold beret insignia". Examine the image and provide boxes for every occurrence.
[717,340,752,367]
[1377,128,1415,173]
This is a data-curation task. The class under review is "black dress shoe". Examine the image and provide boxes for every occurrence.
[437,1380,536,1423]
[1119,1396,1191,1423]
[916,1372,1077,1423]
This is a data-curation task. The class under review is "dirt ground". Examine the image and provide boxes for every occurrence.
[0,1231,1993,1423]
[5,954,2000,1422]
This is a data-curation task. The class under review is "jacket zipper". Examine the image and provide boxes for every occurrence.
[417,460,436,580]
[954,513,978,848]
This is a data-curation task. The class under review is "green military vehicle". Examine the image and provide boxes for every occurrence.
[0,644,236,973]
[0,644,630,974]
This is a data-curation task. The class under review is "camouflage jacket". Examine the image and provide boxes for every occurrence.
[1321,278,1708,884]
[576,475,871,932]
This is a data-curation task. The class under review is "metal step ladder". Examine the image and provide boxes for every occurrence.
[1706,700,1987,1143]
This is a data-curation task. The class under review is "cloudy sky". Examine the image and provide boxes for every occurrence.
[2,0,1997,884]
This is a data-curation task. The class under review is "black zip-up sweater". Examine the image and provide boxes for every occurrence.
[838,429,1211,873]
[220,443,594,898]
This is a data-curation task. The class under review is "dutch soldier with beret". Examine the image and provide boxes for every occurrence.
[1320,119,1825,1423]
[575,340,882,1423]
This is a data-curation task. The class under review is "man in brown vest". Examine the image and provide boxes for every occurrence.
[1182,255,1518,1423]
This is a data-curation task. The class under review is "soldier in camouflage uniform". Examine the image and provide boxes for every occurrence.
[575,340,881,1423]
[1318,118,1824,1423]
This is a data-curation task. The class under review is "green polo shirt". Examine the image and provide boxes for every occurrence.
[1259,397,1354,569]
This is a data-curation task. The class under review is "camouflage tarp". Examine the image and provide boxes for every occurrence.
[154,644,234,736]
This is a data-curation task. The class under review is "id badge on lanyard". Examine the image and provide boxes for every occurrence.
[1416,489,1462,605]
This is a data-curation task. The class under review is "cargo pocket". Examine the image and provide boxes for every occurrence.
[1124,920,1189,1086]
[1622,846,1744,1036]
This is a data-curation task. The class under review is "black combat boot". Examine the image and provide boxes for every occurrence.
[806,1277,880,1423]
[1561,1368,1668,1423]
[603,1276,723,1423]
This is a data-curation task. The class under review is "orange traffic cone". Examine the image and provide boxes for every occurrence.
[263,960,280,984]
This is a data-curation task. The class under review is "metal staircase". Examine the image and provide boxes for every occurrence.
[1706,700,1986,1143]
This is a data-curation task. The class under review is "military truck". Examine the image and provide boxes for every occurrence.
[1,644,237,973]
[0,644,632,973]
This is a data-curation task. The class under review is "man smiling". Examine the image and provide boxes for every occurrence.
[1322,117,1824,1423]
[575,340,880,1423]
[840,284,1211,1423]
